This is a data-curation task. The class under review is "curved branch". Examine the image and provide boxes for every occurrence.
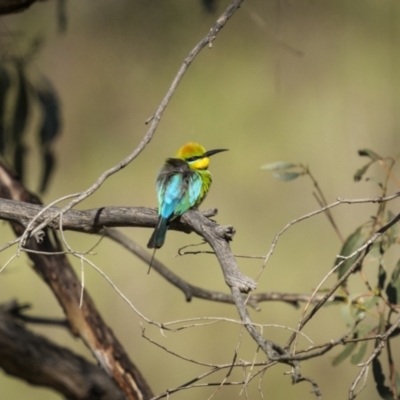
[103,227,248,305]
[103,227,338,308]
[182,209,256,291]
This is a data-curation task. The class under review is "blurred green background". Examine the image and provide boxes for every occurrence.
[1,0,400,399]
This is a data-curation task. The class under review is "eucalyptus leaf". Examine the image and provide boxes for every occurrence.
[332,341,357,366]
[387,210,398,248]
[340,304,355,326]
[386,259,400,305]
[272,171,301,181]
[395,371,400,398]
[378,264,387,291]
[358,149,381,160]
[13,142,26,180]
[36,78,62,193]
[260,161,297,171]
[372,357,393,400]
[12,63,29,142]
[369,241,382,258]
[0,64,11,155]
[39,148,55,194]
[36,78,61,146]
[340,299,366,324]
[365,176,383,189]
[354,161,373,182]
[364,296,380,310]
[11,63,30,183]
[350,341,367,365]
[335,226,368,281]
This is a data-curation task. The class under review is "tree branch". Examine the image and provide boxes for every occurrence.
[0,300,125,400]
[0,197,215,233]
[0,194,257,292]
[0,165,153,400]
[18,0,246,247]
[102,227,324,308]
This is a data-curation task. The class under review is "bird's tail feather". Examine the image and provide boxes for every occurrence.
[147,217,168,249]
[147,248,157,274]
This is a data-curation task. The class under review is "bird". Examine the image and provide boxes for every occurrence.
[147,142,228,260]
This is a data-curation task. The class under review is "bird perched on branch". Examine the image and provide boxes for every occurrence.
[147,142,228,266]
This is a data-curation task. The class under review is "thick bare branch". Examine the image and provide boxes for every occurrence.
[0,301,124,400]
[0,197,215,233]
[0,195,256,292]
[0,165,153,400]
[181,209,256,291]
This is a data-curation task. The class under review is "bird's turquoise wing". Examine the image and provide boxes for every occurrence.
[157,174,185,219]
[174,174,202,215]
[157,167,210,220]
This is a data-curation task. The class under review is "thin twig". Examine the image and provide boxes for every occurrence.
[17,0,247,249]
[348,313,400,399]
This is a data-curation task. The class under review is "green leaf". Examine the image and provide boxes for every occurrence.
[13,142,26,180]
[0,64,11,155]
[396,371,400,399]
[335,226,368,281]
[372,357,393,400]
[356,323,375,338]
[11,62,30,183]
[365,176,383,188]
[12,62,30,142]
[332,342,358,366]
[386,259,400,305]
[272,171,301,181]
[260,161,297,171]
[378,263,387,291]
[387,210,398,248]
[364,296,380,310]
[36,78,62,193]
[39,148,55,194]
[342,295,368,322]
[36,78,61,146]
[354,161,373,182]
[351,340,367,364]
[340,304,355,326]
[369,241,382,258]
[358,149,381,160]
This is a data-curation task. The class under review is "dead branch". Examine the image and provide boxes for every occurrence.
[0,300,125,400]
[103,227,340,309]
[0,165,153,400]
[0,189,256,292]
[0,197,215,233]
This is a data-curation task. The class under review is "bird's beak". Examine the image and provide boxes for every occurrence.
[204,148,229,157]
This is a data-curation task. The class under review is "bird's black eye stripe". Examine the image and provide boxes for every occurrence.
[185,156,201,162]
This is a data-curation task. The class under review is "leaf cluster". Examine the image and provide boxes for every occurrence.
[262,150,400,399]
[0,58,62,193]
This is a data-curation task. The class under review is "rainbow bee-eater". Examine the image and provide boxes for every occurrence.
[147,142,228,253]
